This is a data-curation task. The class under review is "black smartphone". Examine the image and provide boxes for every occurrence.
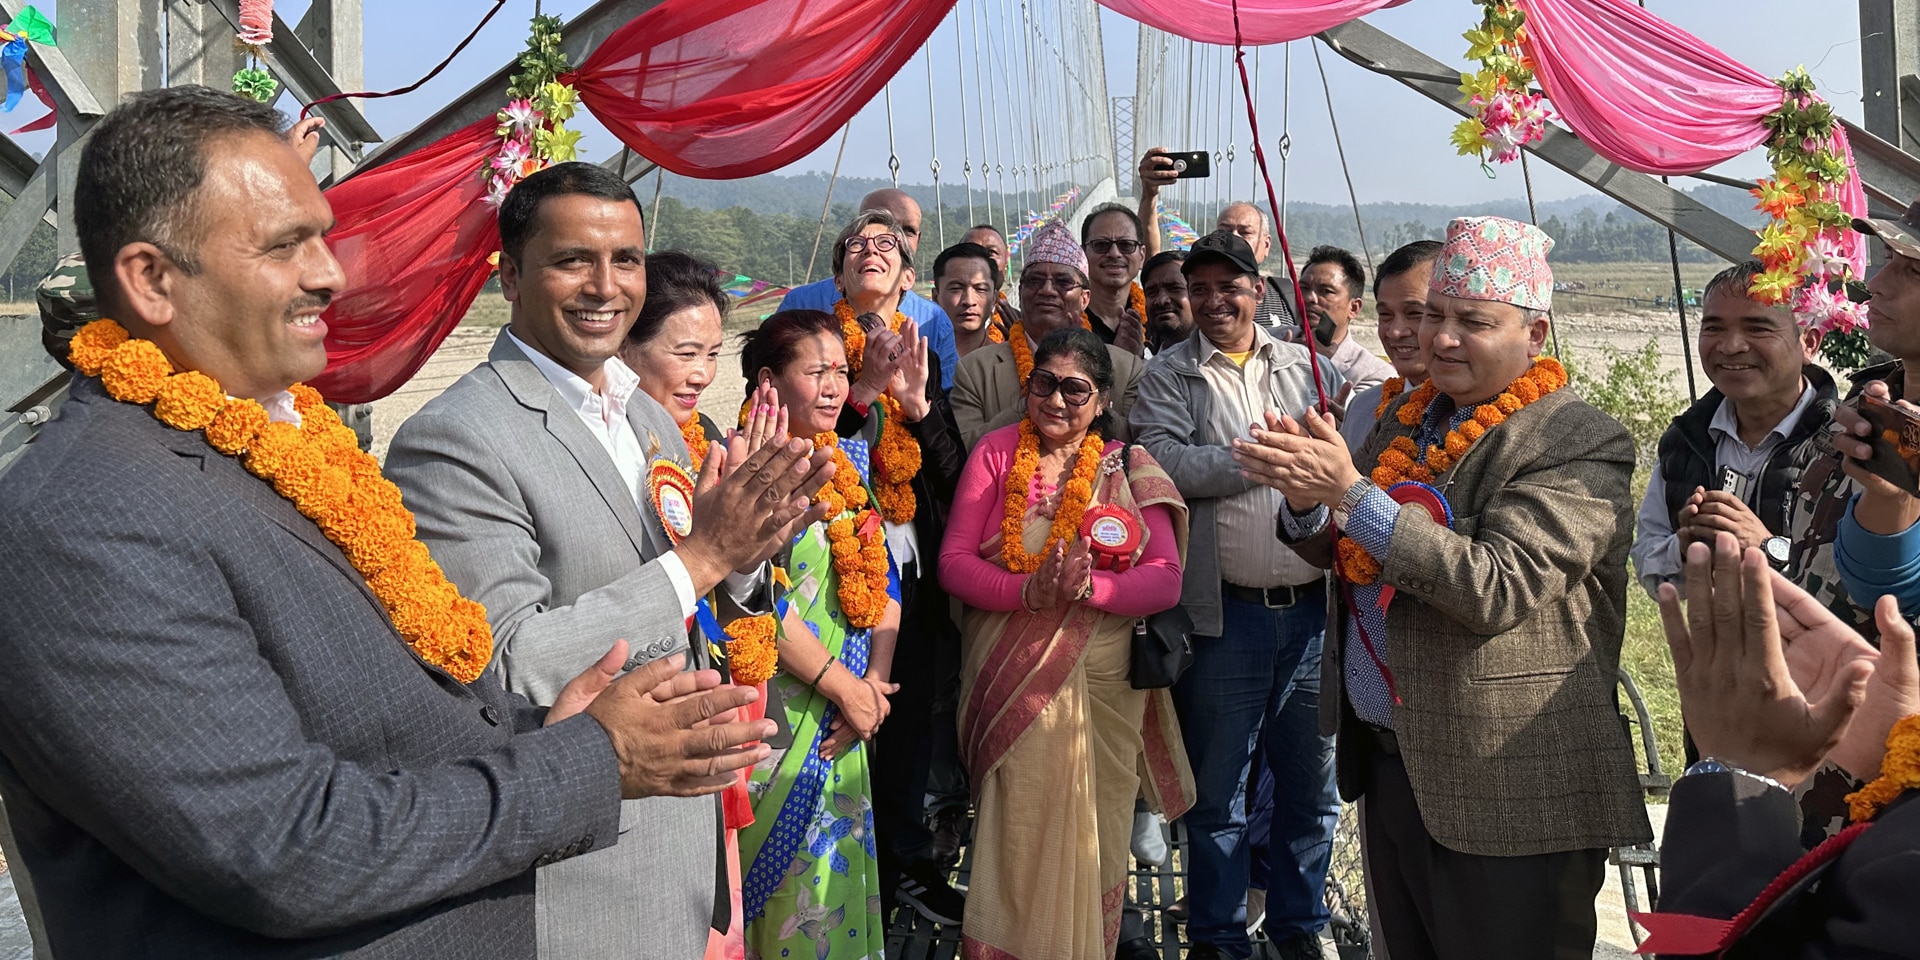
[1163,150,1211,179]
[1851,394,1920,496]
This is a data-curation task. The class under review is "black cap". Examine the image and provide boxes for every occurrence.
[1852,199,1920,261]
[1182,229,1261,277]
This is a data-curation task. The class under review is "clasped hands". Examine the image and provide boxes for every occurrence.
[850,318,933,422]
[676,382,836,592]
[1230,408,1361,512]
[1658,532,1919,788]
[1024,537,1094,611]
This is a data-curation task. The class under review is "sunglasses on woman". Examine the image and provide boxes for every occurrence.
[1028,369,1095,406]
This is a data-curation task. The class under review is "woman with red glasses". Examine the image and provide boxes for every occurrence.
[939,326,1193,959]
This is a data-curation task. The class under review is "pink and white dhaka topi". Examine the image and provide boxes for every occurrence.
[1431,215,1556,313]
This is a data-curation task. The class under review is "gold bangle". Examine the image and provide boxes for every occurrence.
[811,656,835,687]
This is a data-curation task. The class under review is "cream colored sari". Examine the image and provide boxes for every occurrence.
[958,443,1195,960]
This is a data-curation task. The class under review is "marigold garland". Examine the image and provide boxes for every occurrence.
[1846,713,1920,823]
[1000,419,1105,574]
[69,319,494,683]
[835,299,921,524]
[812,433,891,628]
[1337,357,1567,587]
[723,614,780,686]
[681,416,709,473]
[1374,377,1409,419]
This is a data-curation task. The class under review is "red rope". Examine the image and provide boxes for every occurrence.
[300,0,510,120]
[1229,0,1330,417]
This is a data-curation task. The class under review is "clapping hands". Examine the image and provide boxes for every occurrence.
[1023,537,1093,611]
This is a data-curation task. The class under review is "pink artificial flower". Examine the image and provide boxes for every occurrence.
[499,98,541,137]
[491,136,531,173]
[1804,233,1852,277]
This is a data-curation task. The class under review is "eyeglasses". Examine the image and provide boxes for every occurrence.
[1027,369,1095,406]
[843,234,901,255]
[1020,274,1084,292]
[1084,239,1143,256]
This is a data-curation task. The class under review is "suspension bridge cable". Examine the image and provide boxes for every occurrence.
[955,5,975,228]
[805,123,854,278]
[884,82,901,189]
[927,42,946,248]
[1517,152,1566,361]
[1311,41,1372,272]
[1279,40,1292,234]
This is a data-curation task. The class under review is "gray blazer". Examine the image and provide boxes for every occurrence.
[385,332,716,960]
[0,376,621,958]
[1129,328,1342,636]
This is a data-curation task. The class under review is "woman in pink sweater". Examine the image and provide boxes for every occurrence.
[939,327,1194,960]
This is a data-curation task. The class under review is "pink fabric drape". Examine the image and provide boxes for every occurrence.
[1092,0,1402,46]
[1518,0,1776,175]
[313,117,500,404]
[568,0,958,179]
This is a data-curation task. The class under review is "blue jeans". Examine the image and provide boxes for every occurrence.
[1173,586,1339,956]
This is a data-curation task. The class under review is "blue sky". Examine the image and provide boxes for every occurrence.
[32,1,1867,206]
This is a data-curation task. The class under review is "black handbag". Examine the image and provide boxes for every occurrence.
[1113,448,1194,689]
[1130,603,1194,689]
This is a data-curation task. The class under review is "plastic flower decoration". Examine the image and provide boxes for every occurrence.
[496,98,541,138]
[1452,1,1552,169]
[479,15,582,225]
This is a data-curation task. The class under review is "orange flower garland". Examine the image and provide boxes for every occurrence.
[1127,281,1147,334]
[681,417,709,473]
[723,614,780,686]
[1336,357,1568,587]
[987,294,1013,344]
[835,299,920,525]
[1846,713,1920,822]
[812,432,892,628]
[1010,322,1039,388]
[67,320,494,683]
[1000,419,1105,574]
[1373,377,1409,418]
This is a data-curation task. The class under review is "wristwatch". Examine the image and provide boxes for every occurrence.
[1331,478,1373,529]
[1684,757,1788,794]
[1762,535,1792,569]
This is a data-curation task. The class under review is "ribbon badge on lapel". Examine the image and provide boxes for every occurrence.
[1080,505,1141,572]
[1375,481,1452,609]
[647,457,696,544]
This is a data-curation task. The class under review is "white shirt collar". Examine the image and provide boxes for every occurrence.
[506,328,640,423]
[1199,322,1276,365]
[1708,378,1817,447]
[258,390,301,425]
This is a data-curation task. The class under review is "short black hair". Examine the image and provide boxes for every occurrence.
[1142,250,1187,279]
[75,85,288,303]
[1304,245,1366,300]
[1702,260,1772,305]
[966,223,1005,240]
[1080,203,1143,244]
[1031,327,1117,438]
[498,161,645,265]
[629,251,729,347]
[934,242,1002,290]
[739,309,842,383]
[1373,240,1443,296]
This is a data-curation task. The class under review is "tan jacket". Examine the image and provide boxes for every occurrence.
[950,340,1145,449]
[1300,387,1652,857]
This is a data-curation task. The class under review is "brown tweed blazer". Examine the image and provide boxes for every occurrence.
[1308,386,1652,857]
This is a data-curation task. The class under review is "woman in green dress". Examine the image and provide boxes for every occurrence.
[735,308,902,960]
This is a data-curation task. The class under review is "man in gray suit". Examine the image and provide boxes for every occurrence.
[386,163,809,959]
[0,87,815,957]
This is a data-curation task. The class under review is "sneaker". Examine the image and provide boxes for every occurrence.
[1245,886,1267,936]
[1131,809,1168,866]
[928,806,967,867]
[896,861,966,925]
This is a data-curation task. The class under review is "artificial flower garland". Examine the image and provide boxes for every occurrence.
[68,320,494,683]
[812,432,892,629]
[1000,419,1105,574]
[1746,67,1868,339]
[834,300,922,524]
[1451,1,1551,167]
[1335,357,1568,586]
[484,15,584,209]
[1846,713,1920,822]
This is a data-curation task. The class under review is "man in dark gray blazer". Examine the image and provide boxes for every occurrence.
[387,163,815,959]
[0,87,809,958]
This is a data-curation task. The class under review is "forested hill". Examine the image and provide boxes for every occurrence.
[642,170,1770,288]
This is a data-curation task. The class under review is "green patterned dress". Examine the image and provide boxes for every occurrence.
[739,436,894,960]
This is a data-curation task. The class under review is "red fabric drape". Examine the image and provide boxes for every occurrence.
[312,118,501,404]
[567,0,957,179]
[1091,0,1403,46]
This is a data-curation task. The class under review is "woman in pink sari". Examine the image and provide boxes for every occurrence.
[940,327,1194,959]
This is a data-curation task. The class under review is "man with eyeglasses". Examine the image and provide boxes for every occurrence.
[1130,229,1344,960]
[1081,203,1150,357]
[777,189,960,387]
[949,219,1145,448]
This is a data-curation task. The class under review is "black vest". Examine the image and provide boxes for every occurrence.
[1656,364,1838,535]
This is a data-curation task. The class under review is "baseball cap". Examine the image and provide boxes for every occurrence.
[1852,199,1920,261]
[1182,229,1261,278]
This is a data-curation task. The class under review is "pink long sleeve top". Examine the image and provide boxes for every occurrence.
[940,424,1184,616]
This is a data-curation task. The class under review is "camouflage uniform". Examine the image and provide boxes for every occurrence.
[34,253,374,451]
